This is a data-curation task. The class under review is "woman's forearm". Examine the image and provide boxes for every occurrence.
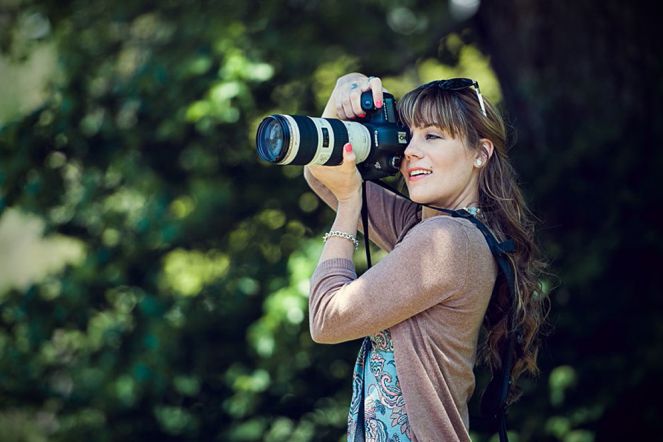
[318,194,362,264]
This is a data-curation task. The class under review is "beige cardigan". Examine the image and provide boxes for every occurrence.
[306,173,497,442]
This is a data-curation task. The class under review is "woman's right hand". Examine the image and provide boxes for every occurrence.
[306,73,386,202]
[322,73,385,120]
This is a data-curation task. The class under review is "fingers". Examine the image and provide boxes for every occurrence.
[337,81,365,119]
[335,75,384,120]
[343,142,356,167]
[342,143,363,189]
[349,87,366,117]
[367,76,384,108]
[341,82,365,120]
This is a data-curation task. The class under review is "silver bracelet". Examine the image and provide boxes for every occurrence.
[323,230,359,250]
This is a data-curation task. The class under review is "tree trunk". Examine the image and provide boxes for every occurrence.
[474,0,661,439]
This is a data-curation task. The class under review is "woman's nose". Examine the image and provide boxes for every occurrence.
[404,141,423,159]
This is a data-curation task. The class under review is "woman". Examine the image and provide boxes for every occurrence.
[304,73,548,441]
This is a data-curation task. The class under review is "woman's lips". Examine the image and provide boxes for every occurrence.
[408,174,430,182]
[407,168,432,182]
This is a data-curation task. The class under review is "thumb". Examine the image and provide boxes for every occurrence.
[342,142,356,167]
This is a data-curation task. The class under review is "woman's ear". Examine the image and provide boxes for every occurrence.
[475,138,495,167]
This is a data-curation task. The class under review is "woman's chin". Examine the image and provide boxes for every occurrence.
[410,193,445,208]
[404,186,441,206]
[409,193,431,205]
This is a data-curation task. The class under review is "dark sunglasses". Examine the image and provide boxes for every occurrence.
[428,78,487,117]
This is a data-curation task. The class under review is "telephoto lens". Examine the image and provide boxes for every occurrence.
[256,115,371,166]
[256,91,409,180]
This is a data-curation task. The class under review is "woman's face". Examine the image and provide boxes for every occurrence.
[399,125,481,208]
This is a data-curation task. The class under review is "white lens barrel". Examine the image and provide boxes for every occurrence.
[277,115,300,165]
[270,115,372,166]
[305,117,370,165]
[309,118,336,165]
[340,120,371,164]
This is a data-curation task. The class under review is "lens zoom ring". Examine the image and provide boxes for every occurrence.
[325,119,348,166]
[290,116,317,165]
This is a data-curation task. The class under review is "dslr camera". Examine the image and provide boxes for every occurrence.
[256,91,410,180]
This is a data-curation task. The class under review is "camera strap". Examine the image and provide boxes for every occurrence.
[361,181,372,268]
[360,179,517,442]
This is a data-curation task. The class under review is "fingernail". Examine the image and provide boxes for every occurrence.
[375,100,382,108]
[345,143,353,152]
[359,113,366,118]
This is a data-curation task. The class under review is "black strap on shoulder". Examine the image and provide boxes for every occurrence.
[360,179,517,442]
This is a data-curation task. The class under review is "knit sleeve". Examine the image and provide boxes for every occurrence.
[308,216,471,344]
[304,168,419,252]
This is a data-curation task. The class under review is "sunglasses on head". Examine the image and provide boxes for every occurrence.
[428,78,487,117]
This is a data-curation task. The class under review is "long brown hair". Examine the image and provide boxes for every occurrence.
[398,81,551,403]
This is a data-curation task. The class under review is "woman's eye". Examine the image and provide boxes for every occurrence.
[425,133,441,140]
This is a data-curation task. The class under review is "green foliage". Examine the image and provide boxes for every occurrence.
[1,1,477,440]
[2,0,659,441]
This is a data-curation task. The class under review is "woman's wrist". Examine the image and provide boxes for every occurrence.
[331,207,360,238]
[319,196,361,263]
[332,195,362,237]
[336,192,362,217]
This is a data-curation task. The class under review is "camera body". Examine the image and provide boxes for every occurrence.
[256,91,410,180]
[353,91,410,180]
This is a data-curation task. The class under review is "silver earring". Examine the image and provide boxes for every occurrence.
[475,159,482,167]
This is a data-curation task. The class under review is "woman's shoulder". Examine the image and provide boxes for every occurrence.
[390,215,495,301]
[406,214,481,240]
[399,215,491,258]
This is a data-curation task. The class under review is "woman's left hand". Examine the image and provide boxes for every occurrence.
[306,143,362,204]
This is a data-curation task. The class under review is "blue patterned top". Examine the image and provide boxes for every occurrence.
[347,329,412,442]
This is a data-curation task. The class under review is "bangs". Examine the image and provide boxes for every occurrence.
[397,85,475,142]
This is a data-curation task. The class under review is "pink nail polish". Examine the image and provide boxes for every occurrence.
[359,113,366,118]
[375,100,382,108]
[345,143,353,152]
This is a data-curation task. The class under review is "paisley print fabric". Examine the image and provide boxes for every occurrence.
[347,329,412,442]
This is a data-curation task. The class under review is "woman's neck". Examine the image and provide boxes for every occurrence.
[420,200,480,220]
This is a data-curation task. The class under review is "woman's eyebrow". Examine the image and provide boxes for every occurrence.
[421,125,447,134]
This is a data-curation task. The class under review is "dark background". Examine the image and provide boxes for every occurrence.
[0,0,660,441]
